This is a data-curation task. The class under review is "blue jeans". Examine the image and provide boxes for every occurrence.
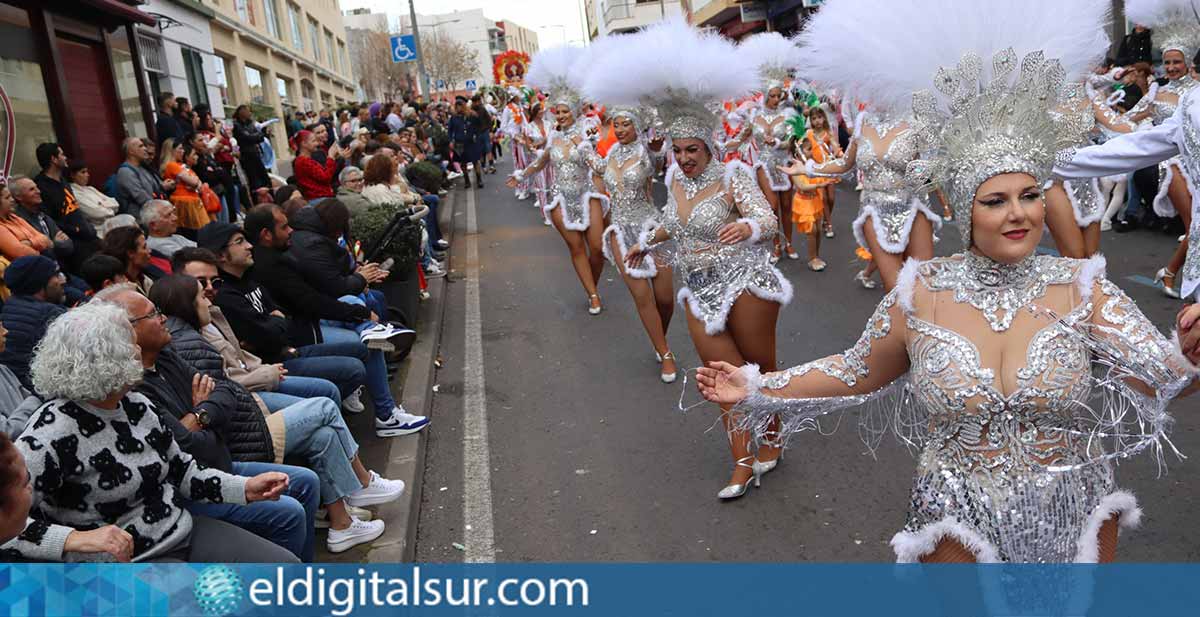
[272,375,341,405]
[1124,171,1142,220]
[321,325,397,418]
[287,341,368,400]
[422,194,442,244]
[264,395,364,504]
[186,462,318,562]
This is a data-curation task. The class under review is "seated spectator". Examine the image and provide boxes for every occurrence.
[0,256,67,390]
[173,245,366,411]
[0,302,298,562]
[66,162,118,234]
[0,433,31,545]
[150,274,403,552]
[100,213,139,238]
[292,130,341,203]
[0,320,43,439]
[0,182,52,262]
[273,185,308,219]
[244,205,428,438]
[101,226,160,294]
[34,143,98,269]
[8,177,73,264]
[95,284,318,561]
[79,254,128,295]
[361,154,423,208]
[141,200,196,258]
[336,166,372,217]
[115,137,172,217]
[159,139,211,236]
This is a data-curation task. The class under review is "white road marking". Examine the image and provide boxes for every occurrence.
[462,187,496,562]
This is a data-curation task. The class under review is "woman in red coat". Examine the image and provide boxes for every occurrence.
[291,130,342,204]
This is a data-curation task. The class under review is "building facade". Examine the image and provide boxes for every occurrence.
[0,0,157,183]
[135,1,225,122]
[206,0,357,153]
[399,9,538,98]
[585,0,688,38]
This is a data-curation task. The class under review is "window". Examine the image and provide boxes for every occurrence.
[214,56,232,110]
[182,48,210,108]
[288,4,303,51]
[245,65,265,105]
[325,30,335,68]
[339,41,348,75]
[309,18,321,62]
[235,0,255,25]
[301,80,315,112]
[263,0,281,39]
[0,5,58,174]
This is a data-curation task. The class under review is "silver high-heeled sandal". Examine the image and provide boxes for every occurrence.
[854,270,877,289]
[660,351,677,384]
[588,294,603,315]
[717,456,761,500]
[1154,268,1181,299]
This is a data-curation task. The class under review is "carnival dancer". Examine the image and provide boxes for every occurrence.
[581,60,677,384]
[523,102,556,226]
[698,0,1200,564]
[508,46,609,315]
[782,106,843,271]
[609,19,791,500]
[727,34,804,262]
[500,87,531,200]
[790,13,943,290]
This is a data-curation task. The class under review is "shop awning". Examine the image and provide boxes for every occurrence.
[78,0,157,26]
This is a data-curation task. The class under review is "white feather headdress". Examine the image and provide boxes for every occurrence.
[576,32,651,131]
[738,32,803,94]
[1127,0,1200,60]
[526,45,588,114]
[582,18,756,150]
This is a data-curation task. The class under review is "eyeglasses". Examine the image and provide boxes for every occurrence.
[196,276,224,289]
[129,307,162,324]
[346,177,365,184]
[225,235,248,248]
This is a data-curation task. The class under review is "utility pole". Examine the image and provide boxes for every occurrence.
[408,0,432,101]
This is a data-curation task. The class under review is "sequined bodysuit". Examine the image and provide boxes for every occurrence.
[583,140,662,279]
[847,116,942,254]
[1151,75,1199,219]
[540,123,608,232]
[659,161,792,334]
[748,106,797,192]
[734,253,1195,562]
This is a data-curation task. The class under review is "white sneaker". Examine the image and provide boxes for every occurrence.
[326,517,385,553]
[435,239,450,249]
[342,386,365,414]
[424,263,447,279]
[375,406,430,437]
[359,324,397,352]
[447,171,463,180]
[346,471,407,507]
[314,504,373,529]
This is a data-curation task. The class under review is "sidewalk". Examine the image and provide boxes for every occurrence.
[313,188,457,563]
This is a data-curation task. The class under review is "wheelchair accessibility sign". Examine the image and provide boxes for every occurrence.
[390,35,417,63]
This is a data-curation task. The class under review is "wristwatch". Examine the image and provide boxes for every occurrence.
[196,410,212,428]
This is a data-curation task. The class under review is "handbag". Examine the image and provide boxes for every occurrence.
[200,184,223,214]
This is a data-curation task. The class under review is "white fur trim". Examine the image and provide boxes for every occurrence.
[852,198,943,255]
[891,517,1002,563]
[737,217,763,244]
[1072,490,1141,563]
[603,223,658,279]
[1062,178,1106,226]
[804,158,817,176]
[723,159,756,190]
[737,362,765,400]
[752,160,794,191]
[895,258,924,315]
[541,193,565,215]
[584,191,611,218]
[1152,158,1190,219]
[1075,254,1107,302]
[664,162,679,189]
[677,266,792,336]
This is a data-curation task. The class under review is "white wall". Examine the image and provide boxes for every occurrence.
[140,0,226,118]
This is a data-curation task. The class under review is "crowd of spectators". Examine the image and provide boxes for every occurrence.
[0,90,475,560]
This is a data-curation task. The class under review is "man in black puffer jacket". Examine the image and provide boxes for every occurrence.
[0,256,68,391]
[94,283,320,563]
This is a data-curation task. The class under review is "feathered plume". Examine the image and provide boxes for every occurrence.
[794,0,1111,114]
[582,18,757,143]
[526,45,588,111]
[738,32,803,88]
[1126,0,1200,57]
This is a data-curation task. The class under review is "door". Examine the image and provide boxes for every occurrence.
[56,35,125,182]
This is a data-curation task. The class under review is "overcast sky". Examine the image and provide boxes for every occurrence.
[338,0,590,46]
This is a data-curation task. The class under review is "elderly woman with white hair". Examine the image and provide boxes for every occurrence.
[334,165,372,217]
[0,302,299,562]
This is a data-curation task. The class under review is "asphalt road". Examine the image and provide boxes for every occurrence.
[415,155,1200,562]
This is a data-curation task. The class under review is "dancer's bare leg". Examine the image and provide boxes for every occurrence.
[726,292,781,464]
[779,189,796,253]
[904,211,936,262]
[586,199,607,286]
[1166,168,1192,279]
[610,233,674,377]
[551,206,600,302]
[1083,222,1101,257]
[756,169,783,256]
[862,218,904,291]
[651,264,675,338]
[685,309,754,489]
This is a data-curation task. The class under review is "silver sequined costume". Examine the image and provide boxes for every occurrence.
[656,160,792,334]
[839,115,942,254]
[747,106,798,192]
[1151,75,1200,219]
[535,123,609,232]
[583,140,663,279]
[734,252,1196,562]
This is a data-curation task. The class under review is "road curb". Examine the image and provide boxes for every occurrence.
[364,189,456,563]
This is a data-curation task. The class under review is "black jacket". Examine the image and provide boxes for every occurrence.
[251,244,370,347]
[287,207,368,298]
[164,317,275,464]
[134,348,236,472]
[155,111,185,149]
[0,296,68,391]
[1116,29,1153,66]
[213,266,291,361]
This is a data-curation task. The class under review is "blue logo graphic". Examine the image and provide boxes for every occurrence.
[390,35,417,63]
[465,79,477,91]
[193,565,243,617]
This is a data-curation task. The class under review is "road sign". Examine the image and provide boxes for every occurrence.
[464,79,477,91]
[436,80,447,90]
[390,35,417,63]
